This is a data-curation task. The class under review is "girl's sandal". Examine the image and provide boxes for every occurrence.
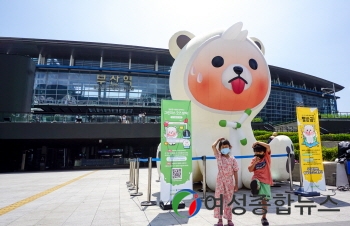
[227,221,234,226]
[216,220,223,226]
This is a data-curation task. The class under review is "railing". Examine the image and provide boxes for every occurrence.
[320,127,330,134]
[320,112,350,119]
[76,158,130,167]
[274,125,350,134]
[0,112,160,124]
[33,98,161,107]
[265,112,350,126]
[3,111,350,125]
[269,120,297,126]
[274,126,298,132]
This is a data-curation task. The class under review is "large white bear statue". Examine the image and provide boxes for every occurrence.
[157,22,293,190]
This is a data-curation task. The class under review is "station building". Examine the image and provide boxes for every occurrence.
[0,37,343,172]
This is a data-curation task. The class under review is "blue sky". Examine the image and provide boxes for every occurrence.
[1,0,349,112]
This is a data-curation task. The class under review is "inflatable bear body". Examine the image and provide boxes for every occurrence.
[158,22,293,190]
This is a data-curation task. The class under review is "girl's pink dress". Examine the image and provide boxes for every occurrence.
[214,151,239,220]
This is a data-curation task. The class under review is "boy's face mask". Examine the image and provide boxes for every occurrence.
[254,153,265,159]
[221,148,230,155]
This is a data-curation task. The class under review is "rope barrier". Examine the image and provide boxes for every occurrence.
[128,153,290,205]
[192,157,202,160]
[138,154,287,162]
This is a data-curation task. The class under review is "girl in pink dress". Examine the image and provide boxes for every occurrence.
[212,137,239,226]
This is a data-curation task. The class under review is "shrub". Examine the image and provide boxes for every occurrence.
[253,129,350,142]
[293,143,299,150]
[321,134,350,141]
[255,133,299,143]
[294,149,300,161]
[252,117,263,123]
[252,129,345,161]
[288,135,299,143]
[255,134,272,141]
[253,130,270,136]
[322,147,338,161]
[289,133,347,161]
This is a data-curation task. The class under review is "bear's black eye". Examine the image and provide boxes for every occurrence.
[212,56,224,68]
[249,59,258,70]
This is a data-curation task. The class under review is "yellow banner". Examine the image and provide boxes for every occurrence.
[296,107,326,191]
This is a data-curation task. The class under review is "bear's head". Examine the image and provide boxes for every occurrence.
[168,22,271,115]
[165,126,177,138]
[303,125,315,135]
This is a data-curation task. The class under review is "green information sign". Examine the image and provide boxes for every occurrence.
[160,100,192,201]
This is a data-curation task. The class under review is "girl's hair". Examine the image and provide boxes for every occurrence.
[219,139,231,149]
[253,144,267,152]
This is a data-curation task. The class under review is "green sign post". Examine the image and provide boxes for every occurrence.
[160,100,192,205]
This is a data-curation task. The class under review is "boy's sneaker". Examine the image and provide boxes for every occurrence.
[250,180,259,196]
[261,217,269,225]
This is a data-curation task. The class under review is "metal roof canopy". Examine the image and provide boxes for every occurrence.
[0,37,174,65]
[269,65,343,92]
[0,37,343,91]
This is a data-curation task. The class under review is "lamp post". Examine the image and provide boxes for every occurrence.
[321,83,337,114]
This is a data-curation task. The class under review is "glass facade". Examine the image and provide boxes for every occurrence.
[257,88,334,124]
[33,70,171,107]
[31,49,337,125]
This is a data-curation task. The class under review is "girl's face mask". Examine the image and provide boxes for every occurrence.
[221,148,230,155]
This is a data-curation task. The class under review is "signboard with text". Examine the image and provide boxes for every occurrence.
[160,100,192,202]
[296,107,326,192]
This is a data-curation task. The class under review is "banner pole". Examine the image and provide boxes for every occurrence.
[201,155,207,200]
[130,158,143,196]
[141,157,157,206]
[299,159,303,187]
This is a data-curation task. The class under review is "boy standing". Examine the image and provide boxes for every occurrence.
[248,141,272,226]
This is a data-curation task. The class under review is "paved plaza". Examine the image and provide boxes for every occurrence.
[0,168,350,226]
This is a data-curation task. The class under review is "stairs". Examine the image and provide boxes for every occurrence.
[274,121,297,132]
[274,121,330,134]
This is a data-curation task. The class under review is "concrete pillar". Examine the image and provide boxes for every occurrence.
[100,56,103,68]
[69,54,74,66]
[155,58,158,71]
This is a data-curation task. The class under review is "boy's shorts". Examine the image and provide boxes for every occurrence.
[256,179,271,200]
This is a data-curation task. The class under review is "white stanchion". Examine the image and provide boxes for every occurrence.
[126,159,132,185]
[128,160,136,190]
[201,155,207,200]
[141,157,157,206]
[130,158,143,196]
[285,153,295,193]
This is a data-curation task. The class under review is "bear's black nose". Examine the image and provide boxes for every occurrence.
[233,66,243,75]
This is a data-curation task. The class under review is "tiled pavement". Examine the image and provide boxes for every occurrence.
[0,168,349,226]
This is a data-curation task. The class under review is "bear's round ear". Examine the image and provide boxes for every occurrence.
[168,31,195,58]
[250,37,265,55]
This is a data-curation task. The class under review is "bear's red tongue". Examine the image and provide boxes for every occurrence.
[231,78,245,94]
